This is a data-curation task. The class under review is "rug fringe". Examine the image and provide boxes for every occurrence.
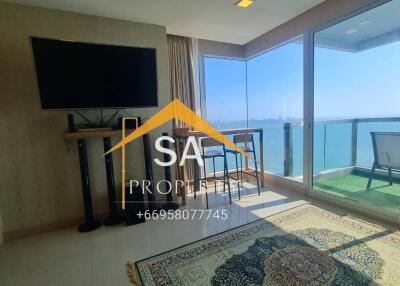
[127,262,142,286]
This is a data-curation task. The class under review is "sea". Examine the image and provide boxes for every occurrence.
[205,120,400,177]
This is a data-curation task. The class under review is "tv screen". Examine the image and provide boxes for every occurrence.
[31,37,158,109]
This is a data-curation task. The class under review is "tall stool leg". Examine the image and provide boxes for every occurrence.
[235,152,241,200]
[194,159,198,200]
[223,157,226,193]
[240,154,243,182]
[223,147,232,204]
[252,139,261,195]
[202,157,208,195]
[213,157,217,194]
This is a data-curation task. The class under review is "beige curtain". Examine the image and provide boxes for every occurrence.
[0,211,3,244]
[168,35,200,118]
[167,35,200,192]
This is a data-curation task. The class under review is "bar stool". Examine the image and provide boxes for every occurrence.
[227,133,261,199]
[198,137,231,208]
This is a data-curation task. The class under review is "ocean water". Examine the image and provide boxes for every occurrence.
[205,120,400,177]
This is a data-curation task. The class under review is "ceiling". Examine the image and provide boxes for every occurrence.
[316,0,400,52]
[4,0,325,44]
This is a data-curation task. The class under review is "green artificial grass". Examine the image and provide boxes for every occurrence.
[314,173,400,213]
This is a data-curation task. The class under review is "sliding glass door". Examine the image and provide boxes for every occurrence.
[312,0,400,217]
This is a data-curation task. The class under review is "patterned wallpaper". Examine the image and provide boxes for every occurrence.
[0,2,173,235]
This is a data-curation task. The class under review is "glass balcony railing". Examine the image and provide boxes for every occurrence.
[276,117,400,178]
[310,117,400,215]
[205,117,400,190]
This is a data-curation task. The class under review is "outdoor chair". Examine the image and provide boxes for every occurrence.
[366,132,400,190]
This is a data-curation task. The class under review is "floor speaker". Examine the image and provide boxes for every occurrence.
[125,185,145,225]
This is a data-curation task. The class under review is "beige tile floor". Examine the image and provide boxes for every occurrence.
[0,183,307,286]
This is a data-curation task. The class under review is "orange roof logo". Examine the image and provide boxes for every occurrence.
[106,99,252,209]
[106,99,250,157]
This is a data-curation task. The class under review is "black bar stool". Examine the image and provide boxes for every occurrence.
[227,133,261,199]
[198,137,231,208]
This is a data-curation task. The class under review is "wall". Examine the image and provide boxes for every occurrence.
[0,212,3,244]
[198,39,245,59]
[0,2,172,239]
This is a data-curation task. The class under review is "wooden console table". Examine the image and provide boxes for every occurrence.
[64,129,133,139]
[173,128,264,205]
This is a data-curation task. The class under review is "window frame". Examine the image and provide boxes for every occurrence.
[306,0,399,221]
[200,37,304,181]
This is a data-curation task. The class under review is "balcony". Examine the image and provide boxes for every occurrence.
[284,117,400,214]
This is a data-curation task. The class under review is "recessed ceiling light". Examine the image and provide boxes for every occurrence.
[346,28,358,35]
[235,0,254,8]
[359,20,371,26]
[361,34,377,40]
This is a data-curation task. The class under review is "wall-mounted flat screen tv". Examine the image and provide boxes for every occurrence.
[31,37,158,109]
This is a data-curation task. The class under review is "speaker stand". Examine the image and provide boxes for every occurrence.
[161,132,180,211]
[77,138,102,232]
[103,136,124,226]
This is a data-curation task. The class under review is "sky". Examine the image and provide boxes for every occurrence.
[205,38,400,123]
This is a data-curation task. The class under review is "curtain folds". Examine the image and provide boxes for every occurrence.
[167,35,200,119]
[0,211,3,244]
[167,35,200,192]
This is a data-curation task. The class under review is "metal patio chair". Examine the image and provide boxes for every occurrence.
[366,132,400,190]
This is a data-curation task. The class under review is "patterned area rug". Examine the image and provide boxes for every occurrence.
[129,204,400,285]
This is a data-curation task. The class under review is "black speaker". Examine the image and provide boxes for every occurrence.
[67,114,76,132]
[125,184,145,225]
[161,132,179,210]
[142,133,156,211]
